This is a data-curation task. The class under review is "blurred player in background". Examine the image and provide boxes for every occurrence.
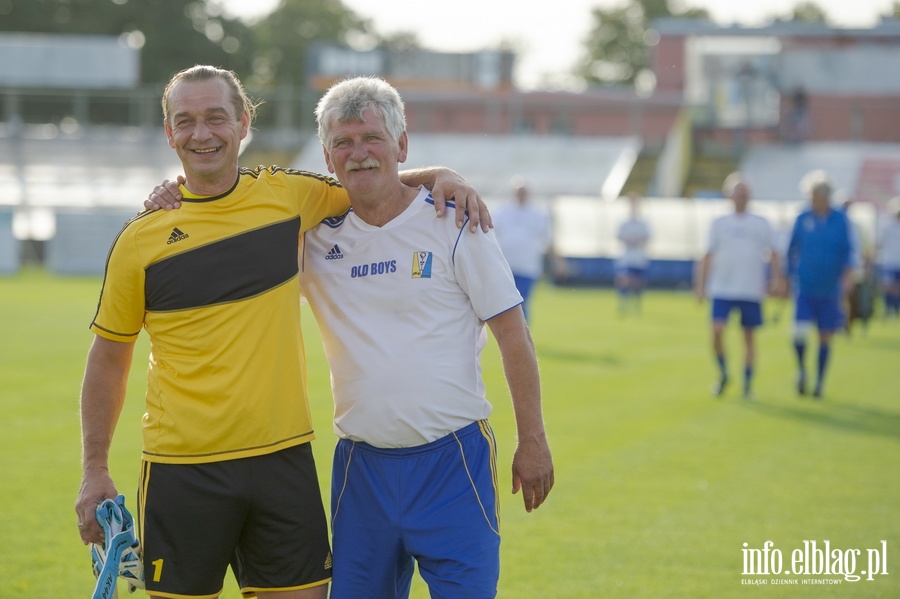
[615,193,652,316]
[840,197,876,335]
[783,171,855,398]
[694,173,781,399]
[876,196,900,319]
[493,176,558,322]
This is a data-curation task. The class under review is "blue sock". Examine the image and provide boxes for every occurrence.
[793,342,806,379]
[744,365,753,391]
[716,354,727,380]
[817,345,831,387]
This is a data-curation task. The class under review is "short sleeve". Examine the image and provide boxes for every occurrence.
[90,227,146,341]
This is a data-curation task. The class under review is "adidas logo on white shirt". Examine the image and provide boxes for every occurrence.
[325,244,344,260]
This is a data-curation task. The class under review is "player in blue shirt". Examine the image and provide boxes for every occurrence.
[783,172,854,398]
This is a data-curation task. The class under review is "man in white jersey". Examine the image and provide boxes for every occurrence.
[492,176,555,322]
[300,76,554,599]
[694,173,782,399]
[615,193,652,315]
[877,196,900,318]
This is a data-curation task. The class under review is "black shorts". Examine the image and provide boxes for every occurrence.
[138,443,331,597]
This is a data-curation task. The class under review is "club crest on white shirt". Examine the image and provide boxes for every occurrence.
[412,251,433,279]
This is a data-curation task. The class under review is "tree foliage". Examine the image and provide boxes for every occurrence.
[577,0,708,87]
[249,0,368,89]
[771,1,828,23]
[790,2,828,22]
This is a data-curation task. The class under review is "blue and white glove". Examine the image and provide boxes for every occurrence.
[90,494,144,599]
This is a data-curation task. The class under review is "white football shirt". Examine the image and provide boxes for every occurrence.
[492,202,552,279]
[877,218,900,269]
[299,187,523,448]
[616,218,651,268]
[706,212,778,301]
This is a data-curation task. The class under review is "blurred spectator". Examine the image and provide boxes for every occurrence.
[783,87,811,143]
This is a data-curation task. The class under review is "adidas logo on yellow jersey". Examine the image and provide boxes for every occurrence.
[167,227,189,245]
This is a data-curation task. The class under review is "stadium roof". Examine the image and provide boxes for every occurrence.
[0,33,139,89]
[652,17,900,38]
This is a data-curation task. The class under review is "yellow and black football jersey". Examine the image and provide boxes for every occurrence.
[91,167,348,464]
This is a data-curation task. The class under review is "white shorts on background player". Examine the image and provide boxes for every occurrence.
[705,212,778,302]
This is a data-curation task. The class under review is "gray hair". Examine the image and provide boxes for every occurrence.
[161,65,260,127]
[811,179,833,199]
[722,171,749,197]
[315,76,406,146]
[800,169,833,199]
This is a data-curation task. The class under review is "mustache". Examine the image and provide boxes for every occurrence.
[345,158,380,170]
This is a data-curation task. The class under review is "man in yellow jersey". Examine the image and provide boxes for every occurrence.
[74,65,487,599]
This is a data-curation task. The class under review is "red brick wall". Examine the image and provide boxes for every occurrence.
[651,36,687,92]
[791,96,900,142]
[402,91,680,144]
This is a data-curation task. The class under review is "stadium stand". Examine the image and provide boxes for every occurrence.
[47,208,141,275]
[0,126,183,274]
[854,156,900,205]
[3,21,897,284]
[0,126,180,208]
[291,131,886,288]
[291,132,642,204]
[740,142,900,204]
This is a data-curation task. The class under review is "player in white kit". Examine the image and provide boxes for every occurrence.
[615,193,652,315]
[492,177,554,322]
[877,196,900,319]
[694,173,781,399]
[300,76,554,599]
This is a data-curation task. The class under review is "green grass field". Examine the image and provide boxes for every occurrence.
[1,268,898,598]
